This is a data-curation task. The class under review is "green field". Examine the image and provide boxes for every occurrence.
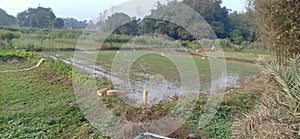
[0,59,111,138]
[1,0,298,137]
[44,50,259,89]
[0,29,266,138]
[0,57,263,138]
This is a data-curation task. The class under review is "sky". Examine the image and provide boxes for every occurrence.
[0,0,246,21]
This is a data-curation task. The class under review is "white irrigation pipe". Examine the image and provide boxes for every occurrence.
[0,58,44,73]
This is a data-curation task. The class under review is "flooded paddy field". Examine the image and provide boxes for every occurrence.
[42,49,259,106]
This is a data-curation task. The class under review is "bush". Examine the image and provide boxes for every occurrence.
[15,50,40,60]
[233,56,300,138]
[0,30,21,48]
[0,49,40,60]
[219,39,232,48]
[0,30,21,41]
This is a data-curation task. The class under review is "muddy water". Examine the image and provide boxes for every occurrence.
[124,73,240,105]
[52,56,242,106]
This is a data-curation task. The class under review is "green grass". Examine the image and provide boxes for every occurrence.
[224,52,259,61]
[199,90,261,138]
[0,50,262,138]
[95,50,259,76]
[221,47,273,55]
[0,50,40,71]
[41,50,259,91]
[12,38,76,50]
[0,60,38,71]
[0,61,107,138]
[198,51,265,62]
[0,29,268,138]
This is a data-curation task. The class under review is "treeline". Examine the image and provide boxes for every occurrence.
[93,0,257,43]
[0,0,257,43]
[0,27,82,39]
[0,7,88,30]
[0,27,89,52]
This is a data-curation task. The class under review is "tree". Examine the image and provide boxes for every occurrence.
[28,7,56,28]
[138,18,156,35]
[182,0,231,38]
[17,7,64,29]
[138,1,206,40]
[228,9,257,42]
[54,18,64,28]
[114,17,139,36]
[253,0,300,63]
[230,29,244,45]
[16,11,28,27]
[103,13,131,32]
[0,8,17,26]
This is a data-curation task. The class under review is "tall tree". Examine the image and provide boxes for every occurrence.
[138,18,156,35]
[0,8,17,26]
[17,7,63,29]
[103,12,131,32]
[253,0,300,63]
[114,17,140,36]
[16,11,28,27]
[182,0,231,38]
[228,9,257,42]
[138,1,210,40]
[54,18,64,29]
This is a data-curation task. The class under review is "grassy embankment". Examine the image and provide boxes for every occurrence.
[0,49,109,138]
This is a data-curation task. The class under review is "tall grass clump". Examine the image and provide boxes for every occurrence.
[232,55,300,138]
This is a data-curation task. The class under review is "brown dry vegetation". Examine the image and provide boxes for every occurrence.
[232,81,299,138]
[232,57,300,138]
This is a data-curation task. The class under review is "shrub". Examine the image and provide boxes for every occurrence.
[0,49,40,60]
[219,39,231,48]
[0,30,21,41]
[233,55,300,138]
[0,30,22,48]
[15,50,40,60]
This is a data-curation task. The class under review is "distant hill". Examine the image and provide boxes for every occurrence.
[0,8,17,26]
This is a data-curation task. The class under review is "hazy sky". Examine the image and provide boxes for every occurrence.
[0,0,246,21]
